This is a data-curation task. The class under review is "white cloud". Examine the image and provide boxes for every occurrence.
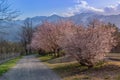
[79,1,88,6]
[63,0,120,16]
[75,0,86,4]
[103,3,120,15]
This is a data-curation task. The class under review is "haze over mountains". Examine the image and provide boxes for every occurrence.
[18,12,120,28]
[2,12,120,41]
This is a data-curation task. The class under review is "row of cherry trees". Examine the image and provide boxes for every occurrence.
[30,20,117,67]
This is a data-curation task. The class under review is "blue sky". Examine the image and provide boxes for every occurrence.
[8,0,120,19]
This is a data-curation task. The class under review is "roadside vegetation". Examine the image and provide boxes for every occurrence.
[0,57,22,76]
[38,55,54,62]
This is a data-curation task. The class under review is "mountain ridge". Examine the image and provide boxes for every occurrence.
[1,12,120,41]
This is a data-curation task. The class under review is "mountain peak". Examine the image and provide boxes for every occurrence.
[49,14,61,18]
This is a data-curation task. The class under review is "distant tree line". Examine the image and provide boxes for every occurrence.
[0,37,21,61]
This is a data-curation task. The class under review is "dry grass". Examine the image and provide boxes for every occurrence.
[39,54,120,80]
[106,53,120,60]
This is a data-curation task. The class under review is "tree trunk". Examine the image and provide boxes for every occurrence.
[79,59,93,68]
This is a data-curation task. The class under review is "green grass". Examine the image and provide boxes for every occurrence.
[0,57,22,76]
[38,55,54,62]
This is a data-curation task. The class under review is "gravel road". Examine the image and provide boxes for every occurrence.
[0,55,61,80]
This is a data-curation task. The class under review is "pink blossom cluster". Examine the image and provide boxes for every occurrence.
[31,20,117,66]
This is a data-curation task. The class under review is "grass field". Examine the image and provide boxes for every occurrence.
[39,54,120,80]
[107,53,120,61]
[0,57,22,76]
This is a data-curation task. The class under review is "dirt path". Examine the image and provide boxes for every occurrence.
[0,55,61,80]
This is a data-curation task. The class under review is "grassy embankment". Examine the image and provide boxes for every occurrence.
[39,54,120,80]
[0,57,22,76]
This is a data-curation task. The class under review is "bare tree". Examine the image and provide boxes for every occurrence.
[0,0,20,33]
[19,19,34,55]
[0,0,19,21]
